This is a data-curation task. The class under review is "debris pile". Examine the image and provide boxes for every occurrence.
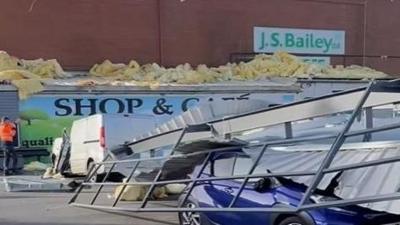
[0,51,68,99]
[23,161,50,172]
[89,52,389,84]
[110,178,168,201]
[0,50,390,98]
[110,180,186,201]
[42,167,64,179]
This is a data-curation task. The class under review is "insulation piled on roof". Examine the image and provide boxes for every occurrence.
[0,51,68,99]
[88,52,389,84]
[0,50,390,98]
[0,69,43,99]
[0,51,19,71]
[20,58,67,79]
[0,51,68,79]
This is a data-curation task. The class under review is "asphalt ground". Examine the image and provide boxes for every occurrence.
[0,180,179,225]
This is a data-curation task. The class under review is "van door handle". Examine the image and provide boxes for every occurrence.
[224,187,234,194]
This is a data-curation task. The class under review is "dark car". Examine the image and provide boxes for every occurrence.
[178,150,400,225]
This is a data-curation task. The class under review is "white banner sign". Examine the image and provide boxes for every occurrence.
[254,27,345,55]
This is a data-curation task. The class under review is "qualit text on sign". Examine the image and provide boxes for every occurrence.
[254,27,345,55]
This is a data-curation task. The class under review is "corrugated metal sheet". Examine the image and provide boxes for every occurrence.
[0,90,19,120]
[123,140,245,181]
[134,100,268,141]
[244,141,400,214]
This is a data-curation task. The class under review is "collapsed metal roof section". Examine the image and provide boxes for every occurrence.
[244,141,400,214]
[133,99,269,141]
[127,80,400,154]
[70,80,400,215]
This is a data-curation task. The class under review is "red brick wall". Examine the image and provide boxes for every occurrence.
[365,0,400,75]
[0,0,160,69]
[0,0,399,75]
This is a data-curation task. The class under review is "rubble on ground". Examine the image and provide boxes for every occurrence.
[23,161,49,172]
[111,181,168,201]
[109,178,186,201]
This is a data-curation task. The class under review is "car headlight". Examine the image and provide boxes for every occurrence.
[310,194,338,203]
[310,194,358,215]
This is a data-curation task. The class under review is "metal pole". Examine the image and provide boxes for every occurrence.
[178,152,212,208]
[90,162,117,205]
[284,122,293,139]
[82,151,400,189]
[139,128,187,208]
[229,144,269,207]
[112,161,141,207]
[68,162,102,204]
[298,82,374,207]
[82,169,317,187]
[363,107,373,141]
[72,202,297,213]
[69,153,113,204]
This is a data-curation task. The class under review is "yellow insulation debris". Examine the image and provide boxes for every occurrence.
[89,51,389,84]
[12,79,44,99]
[0,52,68,98]
[90,59,141,80]
[20,59,67,79]
[0,51,19,71]
[0,69,41,80]
[0,69,44,99]
[0,50,391,99]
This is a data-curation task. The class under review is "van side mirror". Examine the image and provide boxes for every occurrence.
[254,177,273,192]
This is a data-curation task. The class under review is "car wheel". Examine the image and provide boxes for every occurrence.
[178,199,214,225]
[278,216,308,225]
[179,202,201,225]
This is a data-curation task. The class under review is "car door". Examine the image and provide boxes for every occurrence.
[202,153,243,224]
[203,152,274,225]
[230,156,276,224]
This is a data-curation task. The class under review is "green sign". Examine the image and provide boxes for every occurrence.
[254,27,345,54]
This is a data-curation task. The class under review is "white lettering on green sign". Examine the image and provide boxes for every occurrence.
[300,56,330,65]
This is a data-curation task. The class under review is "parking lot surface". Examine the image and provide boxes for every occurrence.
[0,191,179,225]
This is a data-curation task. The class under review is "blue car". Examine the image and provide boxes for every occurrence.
[178,150,400,225]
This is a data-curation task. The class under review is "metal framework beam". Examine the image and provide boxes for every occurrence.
[70,80,400,215]
[129,82,400,154]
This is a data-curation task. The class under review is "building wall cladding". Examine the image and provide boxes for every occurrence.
[0,0,398,75]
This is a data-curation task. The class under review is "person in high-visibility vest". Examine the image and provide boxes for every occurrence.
[0,116,17,176]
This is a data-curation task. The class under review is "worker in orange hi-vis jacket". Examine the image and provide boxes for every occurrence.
[0,116,17,176]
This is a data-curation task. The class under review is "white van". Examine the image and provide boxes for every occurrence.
[52,114,156,176]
